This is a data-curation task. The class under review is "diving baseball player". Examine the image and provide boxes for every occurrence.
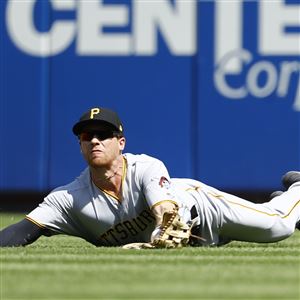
[1,107,299,248]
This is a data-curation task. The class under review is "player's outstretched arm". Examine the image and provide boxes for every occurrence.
[123,201,194,249]
[0,218,44,247]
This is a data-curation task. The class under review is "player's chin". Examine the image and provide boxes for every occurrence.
[88,157,107,168]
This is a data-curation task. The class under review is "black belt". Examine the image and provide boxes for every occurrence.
[190,205,198,219]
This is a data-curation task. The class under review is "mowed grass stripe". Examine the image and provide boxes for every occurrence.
[2,253,298,264]
[2,258,299,298]
[5,254,296,267]
[2,265,298,300]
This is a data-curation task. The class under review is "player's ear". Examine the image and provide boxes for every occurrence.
[119,136,126,151]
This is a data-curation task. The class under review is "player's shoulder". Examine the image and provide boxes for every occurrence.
[123,153,164,167]
[48,167,90,198]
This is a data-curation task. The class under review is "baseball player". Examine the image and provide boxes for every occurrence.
[1,107,299,248]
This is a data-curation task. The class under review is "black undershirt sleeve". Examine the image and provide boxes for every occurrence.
[0,218,45,247]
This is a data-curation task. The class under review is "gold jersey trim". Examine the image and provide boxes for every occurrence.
[25,216,46,228]
[185,186,201,192]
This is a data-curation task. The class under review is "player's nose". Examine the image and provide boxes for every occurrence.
[90,136,101,144]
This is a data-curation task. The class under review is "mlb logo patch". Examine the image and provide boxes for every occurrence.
[159,177,170,189]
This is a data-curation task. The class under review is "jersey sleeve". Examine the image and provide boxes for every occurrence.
[0,219,44,247]
[26,189,78,236]
[140,158,179,208]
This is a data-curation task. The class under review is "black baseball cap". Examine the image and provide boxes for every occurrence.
[72,107,124,135]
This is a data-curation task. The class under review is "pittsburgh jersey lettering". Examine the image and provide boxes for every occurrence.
[98,209,155,246]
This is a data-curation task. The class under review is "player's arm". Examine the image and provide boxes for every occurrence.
[141,158,179,221]
[151,201,178,225]
[0,218,44,247]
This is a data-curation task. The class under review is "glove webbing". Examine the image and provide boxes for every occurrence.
[152,209,190,248]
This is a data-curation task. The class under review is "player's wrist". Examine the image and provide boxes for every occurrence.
[151,201,178,225]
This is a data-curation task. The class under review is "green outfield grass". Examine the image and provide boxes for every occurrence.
[1,213,299,300]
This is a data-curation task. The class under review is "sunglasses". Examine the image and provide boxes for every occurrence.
[79,130,118,142]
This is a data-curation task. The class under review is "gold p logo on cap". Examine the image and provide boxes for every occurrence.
[90,108,100,119]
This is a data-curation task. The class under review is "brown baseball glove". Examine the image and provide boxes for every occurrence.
[122,208,197,249]
[151,209,191,248]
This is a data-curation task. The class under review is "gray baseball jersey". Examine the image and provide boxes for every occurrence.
[27,153,300,246]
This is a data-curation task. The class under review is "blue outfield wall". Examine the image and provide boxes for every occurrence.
[0,0,299,194]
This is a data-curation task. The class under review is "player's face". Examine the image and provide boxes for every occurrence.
[79,125,125,168]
